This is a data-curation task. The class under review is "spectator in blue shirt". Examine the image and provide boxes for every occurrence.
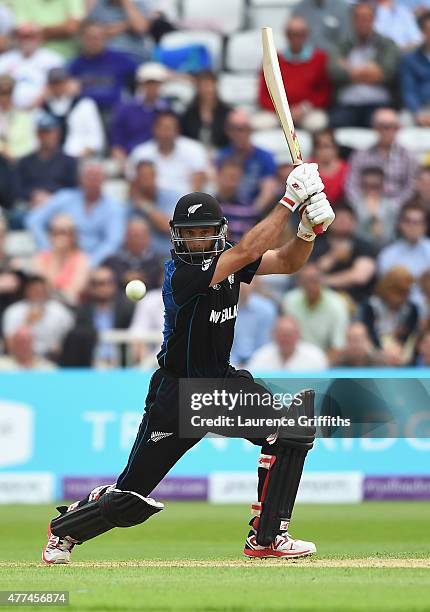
[374,0,422,49]
[230,280,277,367]
[401,11,430,126]
[400,1,430,17]
[110,62,170,169]
[68,21,137,114]
[14,112,78,228]
[217,110,277,212]
[27,159,126,268]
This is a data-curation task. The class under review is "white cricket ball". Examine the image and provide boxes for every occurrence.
[125,279,147,302]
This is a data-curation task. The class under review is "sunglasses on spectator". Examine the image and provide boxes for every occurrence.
[91,278,114,286]
[228,124,251,131]
[401,216,425,225]
[287,30,308,37]
[315,142,336,149]
[374,122,399,130]
[17,32,39,39]
[362,176,383,186]
[49,227,74,236]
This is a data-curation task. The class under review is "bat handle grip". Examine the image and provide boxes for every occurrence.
[294,164,325,234]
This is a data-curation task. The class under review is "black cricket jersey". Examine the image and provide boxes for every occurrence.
[157,243,262,377]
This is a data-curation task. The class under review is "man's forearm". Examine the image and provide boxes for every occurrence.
[121,0,150,33]
[42,19,80,39]
[324,268,360,288]
[275,236,314,274]
[239,203,291,259]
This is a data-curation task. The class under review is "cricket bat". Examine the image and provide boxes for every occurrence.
[261,26,323,234]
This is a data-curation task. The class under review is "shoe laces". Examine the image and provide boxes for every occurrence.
[59,537,74,552]
[48,534,74,552]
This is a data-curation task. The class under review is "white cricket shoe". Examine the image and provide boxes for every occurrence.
[244,526,316,559]
[42,523,77,565]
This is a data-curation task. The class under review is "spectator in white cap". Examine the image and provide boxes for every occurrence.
[110,62,171,169]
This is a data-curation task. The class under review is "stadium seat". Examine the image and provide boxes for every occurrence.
[248,7,292,30]
[251,128,312,163]
[225,29,284,72]
[5,230,37,259]
[334,127,378,151]
[159,30,223,72]
[398,127,430,159]
[218,73,258,107]
[181,0,245,34]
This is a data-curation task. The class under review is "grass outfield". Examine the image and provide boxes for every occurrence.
[0,502,429,611]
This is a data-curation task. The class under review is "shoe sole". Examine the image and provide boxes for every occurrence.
[42,553,70,565]
[244,548,315,559]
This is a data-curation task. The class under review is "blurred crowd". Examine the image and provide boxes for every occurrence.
[1,0,430,371]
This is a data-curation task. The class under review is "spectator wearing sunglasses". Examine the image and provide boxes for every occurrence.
[346,108,419,207]
[32,213,90,306]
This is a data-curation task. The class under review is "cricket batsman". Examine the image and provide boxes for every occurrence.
[42,162,335,564]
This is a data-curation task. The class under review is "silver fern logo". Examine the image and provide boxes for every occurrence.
[150,431,173,443]
[187,204,203,216]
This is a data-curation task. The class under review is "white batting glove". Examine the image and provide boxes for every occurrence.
[280,163,324,212]
[297,192,335,242]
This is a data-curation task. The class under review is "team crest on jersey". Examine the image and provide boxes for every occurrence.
[201,259,212,271]
[188,204,202,216]
[228,273,235,286]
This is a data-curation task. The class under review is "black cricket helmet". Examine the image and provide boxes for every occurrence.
[170,192,228,265]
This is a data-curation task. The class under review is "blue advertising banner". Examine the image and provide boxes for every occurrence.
[0,369,429,499]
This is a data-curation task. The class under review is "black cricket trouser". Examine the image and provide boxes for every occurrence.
[116,367,270,497]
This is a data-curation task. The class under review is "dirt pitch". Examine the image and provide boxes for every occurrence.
[2,558,429,569]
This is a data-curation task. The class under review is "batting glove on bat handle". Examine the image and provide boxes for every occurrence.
[280,163,324,212]
[298,198,324,236]
[297,192,335,241]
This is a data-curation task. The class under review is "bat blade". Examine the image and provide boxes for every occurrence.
[262,26,323,234]
[262,26,302,166]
